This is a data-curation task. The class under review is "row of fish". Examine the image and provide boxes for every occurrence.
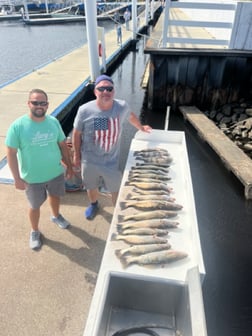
[112,148,188,268]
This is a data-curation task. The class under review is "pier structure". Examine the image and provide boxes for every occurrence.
[144,0,252,199]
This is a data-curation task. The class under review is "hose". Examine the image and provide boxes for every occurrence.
[111,324,175,336]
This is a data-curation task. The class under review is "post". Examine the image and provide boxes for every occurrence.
[84,0,100,82]
[150,0,154,20]
[97,27,106,72]
[145,0,149,25]
[23,0,30,20]
[132,0,137,39]
[162,0,171,47]
[229,2,252,50]
[164,106,170,131]
[45,0,49,13]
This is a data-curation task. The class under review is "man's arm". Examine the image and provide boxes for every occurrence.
[128,112,152,133]
[58,140,73,179]
[6,146,26,190]
[72,128,82,168]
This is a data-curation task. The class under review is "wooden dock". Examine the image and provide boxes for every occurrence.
[179,106,252,199]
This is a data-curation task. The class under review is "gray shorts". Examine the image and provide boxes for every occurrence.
[25,174,65,209]
[82,162,122,192]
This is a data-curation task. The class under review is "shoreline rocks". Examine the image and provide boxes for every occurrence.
[204,102,252,159]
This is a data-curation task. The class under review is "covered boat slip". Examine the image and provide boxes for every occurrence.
[83,130,207,336]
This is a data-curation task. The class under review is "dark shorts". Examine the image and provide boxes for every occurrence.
[25,174,65,209]
[82,162,122,192]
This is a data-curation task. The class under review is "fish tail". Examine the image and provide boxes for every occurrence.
[125,193,132,200]
[117,224,129,232]
[119,256,131,268]
[115,249,123,258]
[117,224,124,232]
[111,233,117,241]
[120,201,128,210]
[118,215,124,222]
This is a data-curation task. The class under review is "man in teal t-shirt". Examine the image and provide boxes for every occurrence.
[5,89,73,250]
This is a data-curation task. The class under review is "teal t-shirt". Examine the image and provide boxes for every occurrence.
[5,115,65,183]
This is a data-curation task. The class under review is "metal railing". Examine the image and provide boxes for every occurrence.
[162,0,237,48]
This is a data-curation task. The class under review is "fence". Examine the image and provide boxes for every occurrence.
[162,0,237,48]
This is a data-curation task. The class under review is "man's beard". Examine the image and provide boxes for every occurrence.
[31,109,46,118]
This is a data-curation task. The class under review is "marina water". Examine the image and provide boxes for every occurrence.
[1,19,252,336]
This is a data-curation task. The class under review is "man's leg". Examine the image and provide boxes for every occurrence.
[49,195,70,229]
[48,194,60,218]
[85,188,99,220]
[29,207,40,231]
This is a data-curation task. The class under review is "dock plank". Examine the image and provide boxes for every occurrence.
[179,106,252,199]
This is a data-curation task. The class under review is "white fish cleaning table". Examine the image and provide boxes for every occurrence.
[83,130,207,336]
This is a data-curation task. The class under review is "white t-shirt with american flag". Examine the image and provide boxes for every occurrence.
[73,99,131,166]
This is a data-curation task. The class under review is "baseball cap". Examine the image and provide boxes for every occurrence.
[95,75,114,86]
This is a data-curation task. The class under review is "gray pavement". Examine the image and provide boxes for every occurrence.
[0,184,113,336]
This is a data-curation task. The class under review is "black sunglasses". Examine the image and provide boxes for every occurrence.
[30,101,48,106]
[96,86,114,92]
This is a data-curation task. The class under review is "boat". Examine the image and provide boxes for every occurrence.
[22,13,85,25]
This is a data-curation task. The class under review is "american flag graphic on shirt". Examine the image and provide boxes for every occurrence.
[94,117,119,152]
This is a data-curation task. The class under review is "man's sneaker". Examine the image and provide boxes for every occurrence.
[85,202,99,220]
[51,214,70,229]
[29,231,42,250]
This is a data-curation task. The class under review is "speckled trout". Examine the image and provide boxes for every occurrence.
[133,148,169,157]
[117,218,179,231]
[118,210,178,222]
[120,227,169,236]
[132,187,173,195]
[135,156,173,165]
[126,193,175,202]
[125,181,172,192]
[120,250,188,268]
[111,233,167,245]
[120,200,183,211]
[128,173,171,181]
[130,166,169,176]
[115,243,171,258]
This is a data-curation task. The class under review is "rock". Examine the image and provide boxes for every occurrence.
[245,108,252,117]
[221,104,232,116]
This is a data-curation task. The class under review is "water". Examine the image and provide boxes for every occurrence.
[0,20,114,86]
[1,20,252,336]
